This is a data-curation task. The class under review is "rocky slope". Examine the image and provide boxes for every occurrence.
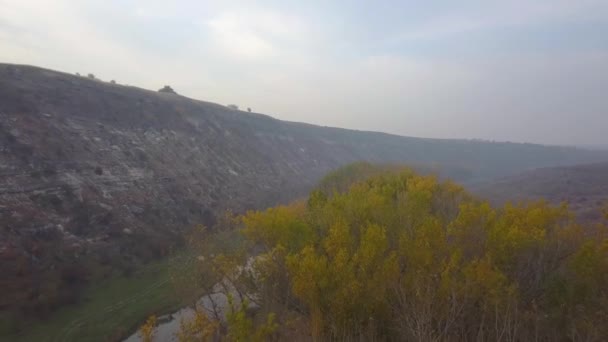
[1,63,607,324]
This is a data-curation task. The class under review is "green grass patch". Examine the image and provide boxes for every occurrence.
[2,228,242,342]
[5,253,198,342]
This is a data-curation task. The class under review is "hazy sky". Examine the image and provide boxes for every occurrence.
[1,0,607,145]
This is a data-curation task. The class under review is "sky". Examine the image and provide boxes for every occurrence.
[1,0,607,146]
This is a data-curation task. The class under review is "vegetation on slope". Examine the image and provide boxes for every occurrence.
[2,64,608,330]
[473,162,608,222]
[168,163,608,341]
[1,255,181,342]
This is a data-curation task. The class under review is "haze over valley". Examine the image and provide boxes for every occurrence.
[1,1,608,341]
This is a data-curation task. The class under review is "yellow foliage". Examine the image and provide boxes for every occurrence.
[139,315,157,342]
[226,295,278,342]
[176,307,219,342]
[183,165,608,340]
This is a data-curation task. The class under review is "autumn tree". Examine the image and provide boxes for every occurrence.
[170,163,608,341]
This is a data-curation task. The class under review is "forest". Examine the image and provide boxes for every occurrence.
[141,163,608,341]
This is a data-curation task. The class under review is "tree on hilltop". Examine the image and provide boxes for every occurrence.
[158,85,177,94]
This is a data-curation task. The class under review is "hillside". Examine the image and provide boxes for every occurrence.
[1,63,608,329]
[473,162,608,221]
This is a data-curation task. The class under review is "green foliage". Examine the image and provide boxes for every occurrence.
[5,252,194,342]
[226,295,278,342]
[316,161,409,194]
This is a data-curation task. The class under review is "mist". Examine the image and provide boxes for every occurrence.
[2,0,607,145]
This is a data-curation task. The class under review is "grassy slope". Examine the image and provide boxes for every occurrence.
[5,228,241,342]
[5,253,196,342]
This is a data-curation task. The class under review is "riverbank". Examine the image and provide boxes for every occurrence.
[3,253,198,342]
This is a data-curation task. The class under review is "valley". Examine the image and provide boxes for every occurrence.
[1,64,608,341]
[474,162,608,222]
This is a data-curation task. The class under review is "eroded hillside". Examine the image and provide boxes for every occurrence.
[1,63,607,325]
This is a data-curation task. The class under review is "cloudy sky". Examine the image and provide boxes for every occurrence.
[1,0,607,146]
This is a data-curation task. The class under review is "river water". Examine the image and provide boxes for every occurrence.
[123,290,232,342]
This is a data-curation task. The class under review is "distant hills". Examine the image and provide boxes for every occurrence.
[1,63,608,327]
[577,144,608,151]
[473,162,608,222]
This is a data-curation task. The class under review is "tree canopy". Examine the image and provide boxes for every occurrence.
[157,164,608,341]
[158,85,177,94]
